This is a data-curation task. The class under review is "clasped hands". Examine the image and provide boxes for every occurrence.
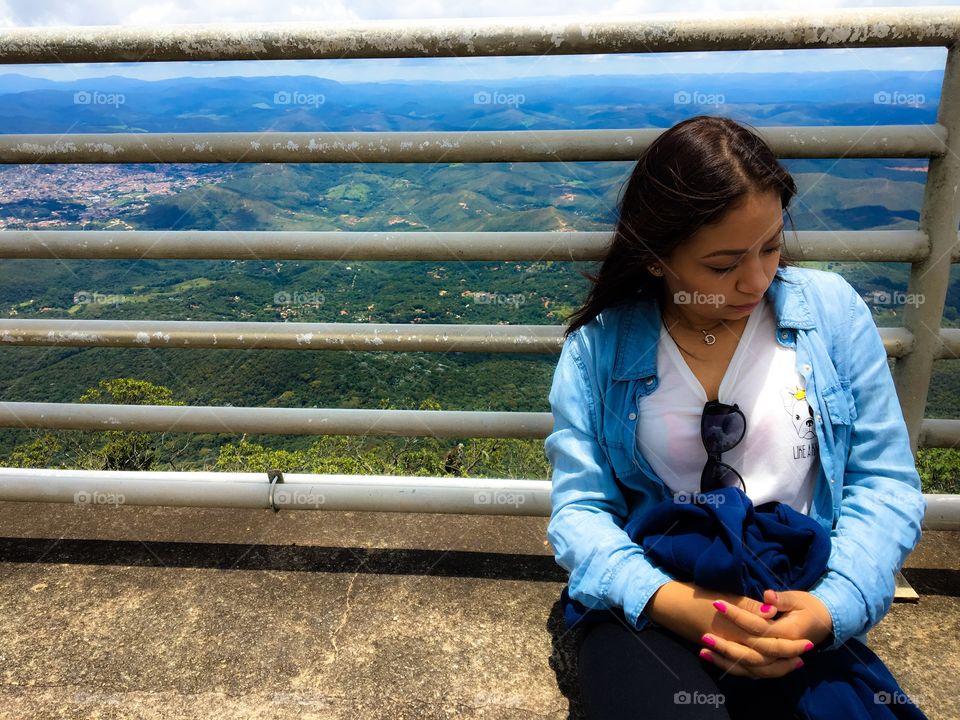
[698,588,834,679]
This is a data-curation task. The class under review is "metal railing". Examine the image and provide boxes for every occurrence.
[0,9,958,528]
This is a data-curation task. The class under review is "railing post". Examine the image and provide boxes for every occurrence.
[894,43,960,454]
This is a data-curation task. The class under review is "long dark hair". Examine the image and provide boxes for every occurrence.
[564,115,800,339]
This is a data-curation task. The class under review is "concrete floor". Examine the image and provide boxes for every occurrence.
[0,501,955,719]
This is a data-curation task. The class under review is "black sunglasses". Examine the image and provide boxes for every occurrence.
[700,400,747,494]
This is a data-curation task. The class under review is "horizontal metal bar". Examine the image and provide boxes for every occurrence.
[0,400,949,443]
[784,231,936,263]
[0,320,565,353]
[0,467,952,526]
[922,494,960,531]
[1,9,958,64]
[0,402,554,438]
[882,328,915,359]
[939,328,960,359]
[0,229,944,262]
[0,230,611,261]
[0,126,945,164]
[0,467,552,515]
[918,419,960,448]
[0,320,916,357]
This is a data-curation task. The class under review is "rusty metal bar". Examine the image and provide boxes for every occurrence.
[919,419,960,448]
[0,126,945,164]
[880,327,915,359]
[0,9,958,64]
[0,230,612,261]
[938,328,960,359]
[0,319,918,356]
[0,402,554,439]
[0,320,566,353]
[0,229,942,262]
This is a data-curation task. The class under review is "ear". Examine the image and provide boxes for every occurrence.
[781,387,799,411]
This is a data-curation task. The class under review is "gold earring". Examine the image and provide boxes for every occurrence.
[648,265,663,276]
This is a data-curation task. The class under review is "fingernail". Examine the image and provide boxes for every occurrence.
[700,649,714,663]
[701,634,716,647]
[760,604,773,613]
[803,642,814,652]
[795,659,804,669]
[712,600,728,614]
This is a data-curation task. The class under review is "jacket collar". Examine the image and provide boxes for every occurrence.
[611,265,817,382]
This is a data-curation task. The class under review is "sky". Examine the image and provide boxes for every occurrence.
[0,0,953,82]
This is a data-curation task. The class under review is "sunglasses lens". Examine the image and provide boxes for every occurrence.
[701,460,746,493]
[701,404,745,454]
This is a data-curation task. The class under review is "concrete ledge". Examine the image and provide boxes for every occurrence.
[0,501,955,719]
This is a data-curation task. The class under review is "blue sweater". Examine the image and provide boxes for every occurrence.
[560,487,927,719]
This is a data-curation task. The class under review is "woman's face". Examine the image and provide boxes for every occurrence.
[657,190,785,323]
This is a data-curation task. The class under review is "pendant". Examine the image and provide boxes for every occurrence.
[703,332,717,345]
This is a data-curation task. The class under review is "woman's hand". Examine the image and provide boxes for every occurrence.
[700,588,833,679]
[645,582,815,679]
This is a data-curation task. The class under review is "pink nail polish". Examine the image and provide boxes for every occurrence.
[701,635,716,647]
[795,659,804,669]
[712,600,727,614]
[700,649,714,663]
[760,604,773,613]
[804,642,814,652]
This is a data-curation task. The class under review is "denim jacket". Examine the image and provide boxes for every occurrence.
[545,265,927,651]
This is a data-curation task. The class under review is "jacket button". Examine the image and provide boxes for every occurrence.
[628,412,637,420]
[802,363,811,373]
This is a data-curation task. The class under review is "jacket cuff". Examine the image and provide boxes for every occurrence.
[605,553,675,631]
[809,570,866,651]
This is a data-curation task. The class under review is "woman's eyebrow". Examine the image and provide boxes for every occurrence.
[701,224,785,259]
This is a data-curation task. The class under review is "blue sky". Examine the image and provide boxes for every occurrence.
[0,0,953,82]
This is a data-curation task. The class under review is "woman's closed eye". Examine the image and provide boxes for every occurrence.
[708,243,782,274]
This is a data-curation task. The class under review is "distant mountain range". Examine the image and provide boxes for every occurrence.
[0,70,942,133]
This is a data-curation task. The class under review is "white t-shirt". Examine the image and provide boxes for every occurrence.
[636,295,819,514]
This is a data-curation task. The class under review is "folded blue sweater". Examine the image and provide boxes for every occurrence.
[559,487,927,719]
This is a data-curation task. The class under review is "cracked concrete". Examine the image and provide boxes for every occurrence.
[0,501,955,719]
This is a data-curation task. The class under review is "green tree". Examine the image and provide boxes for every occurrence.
[71,378,187,471]
[6,433,62,468]
[915,447,960,494]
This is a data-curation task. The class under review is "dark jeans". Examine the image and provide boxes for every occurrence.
[576,616,803,720]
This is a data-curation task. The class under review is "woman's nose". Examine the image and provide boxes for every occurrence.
[737,255,770,295]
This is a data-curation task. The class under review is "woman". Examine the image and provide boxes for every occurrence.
[544,115,927,719]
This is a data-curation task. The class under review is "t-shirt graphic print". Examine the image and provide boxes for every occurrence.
[782,385,819,463]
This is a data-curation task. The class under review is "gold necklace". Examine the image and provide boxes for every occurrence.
[661,305,730,347]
